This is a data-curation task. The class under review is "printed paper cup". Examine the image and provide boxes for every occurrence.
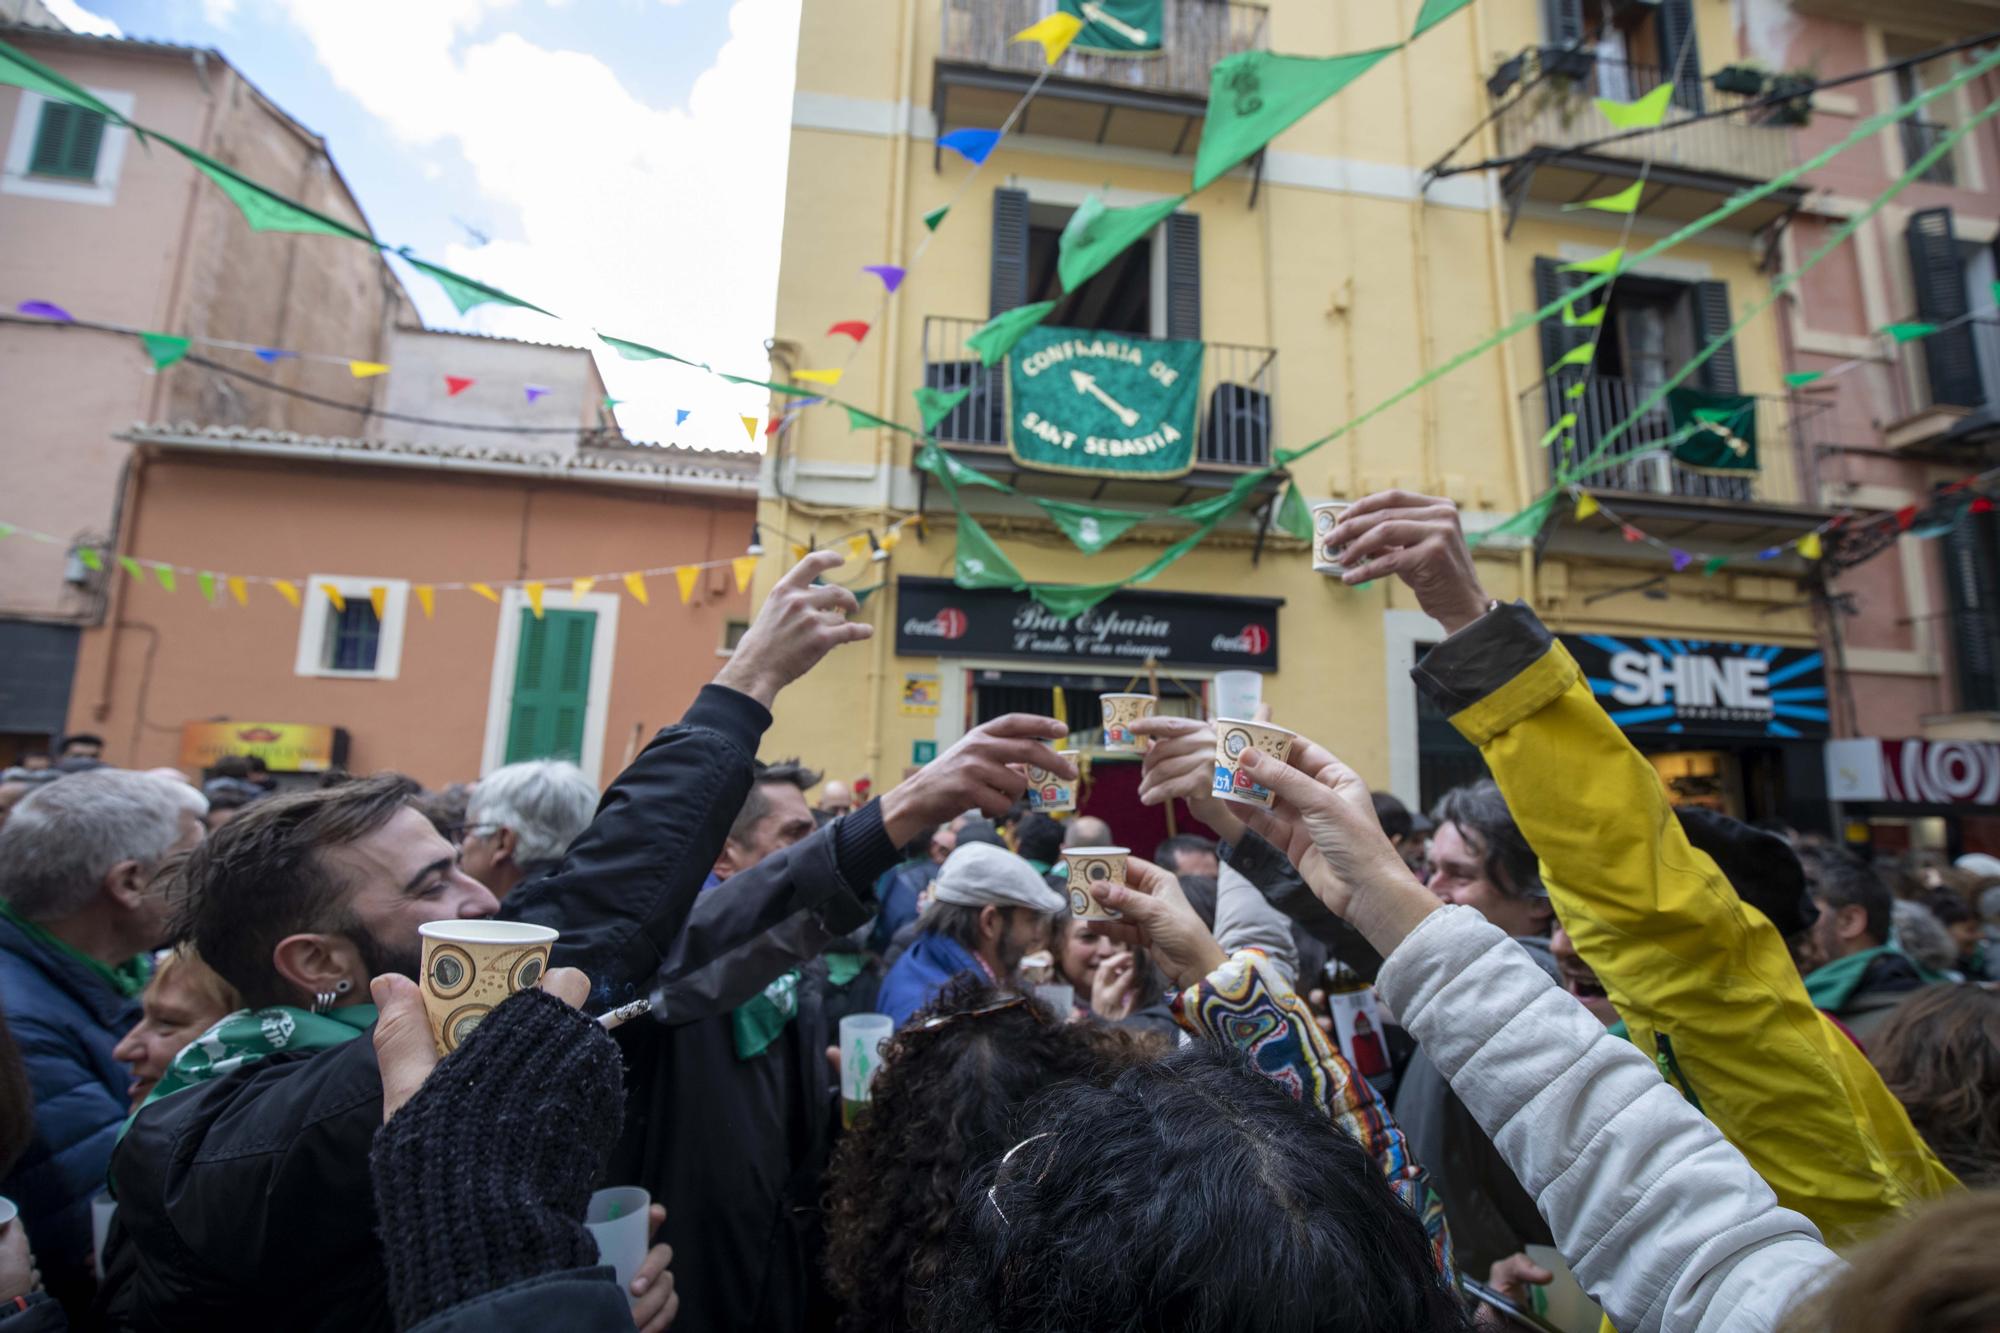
[1065,846,1129,920]
[1099,694,1156,753]
[1022,750,1079,813]
[1212,719,1298,809]
[1311,501,1353,575]
[417,919,559,1055]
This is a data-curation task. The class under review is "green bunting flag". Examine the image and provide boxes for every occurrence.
[923,205,949,232]
[1035,499,1150,554]
[1882,321,1938,343]
[77,547,102,572]
[166,138,375,241]
[914,386,971,430]
[1540,412,1578,447]
[1057,193,1188,293]
[1701,555,1729,577]
[844,404,901,433]
[1275,480,1313,541]
[197,571,216,601]
[720,373,820,397]
[966,300,1059,367]
[140,332,191,370]
[1783,370,1825,389]
[1561,248,1625,275]
[917,441,1011,493]
[954,512,1024,589]
[1549,343,1596,372]
[1596,83,1675,130]
[1194,47,1402,192]
[1667,387,1758,473]
[1565,381,1589,399]
[118,555,141,579]
[0,36,131,127]
[153,564,177,593]
[1568,180,1645,214]
[1562,301,1607,327]
[598,332,704,366]
[1408,0,1476,40]
[398,251,554,317]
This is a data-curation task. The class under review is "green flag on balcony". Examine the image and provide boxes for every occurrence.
[1057,0,1162,56]
[1007,325,1204,478]
[1666,386,1758,474]
[967,300,1059,366]
[1194,47,1402,191]
[1058,192,1187,293]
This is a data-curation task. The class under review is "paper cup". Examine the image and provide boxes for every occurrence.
[1212,719,1297,809]
[1211,670,1263,721]
[1065,846,1129,920]
[92,1190,116,1279]
[584,1185,651,1306]
[1099,694,1156,753]
[417,919,559,1055]
[1311,501,1353,575]
[1023,750,1079,813]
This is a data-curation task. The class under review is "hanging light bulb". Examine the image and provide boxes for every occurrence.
[868,531,888,563]
[746,525,765,557]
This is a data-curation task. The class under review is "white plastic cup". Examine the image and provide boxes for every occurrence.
[584,1185,652,1306]
[1212,671,1263,721]
[92,1191,116,1280]
[838,1013,894,1105]
[0,1195,16,1227]
[1032,982,1075,1016]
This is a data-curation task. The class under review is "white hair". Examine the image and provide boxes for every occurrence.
[467,760,599,866]
[0,770,204,921]
[1890,899,1958,975]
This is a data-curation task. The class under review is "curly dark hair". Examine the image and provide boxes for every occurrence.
[822,976,1154,1333]
[1870,983,2000,1186]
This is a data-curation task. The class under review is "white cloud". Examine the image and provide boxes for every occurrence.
[41,0,121,37]
[276,0,798,450]
[201,0,240,25]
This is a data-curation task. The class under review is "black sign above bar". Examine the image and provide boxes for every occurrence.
[895,577,1281,671]
[1560,633,1829,739]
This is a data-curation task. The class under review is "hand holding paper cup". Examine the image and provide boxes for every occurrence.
[1099,694,1156,753]
[1022,750,1079,813]
[1066,846,1129,920]
[1211,719,1298,809]
[1311,501,1353,575]
[417,919,559,1055]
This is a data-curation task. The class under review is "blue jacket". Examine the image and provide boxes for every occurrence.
[0,913,140,1296]
[868,859,936,955]
[877,931,984,1027]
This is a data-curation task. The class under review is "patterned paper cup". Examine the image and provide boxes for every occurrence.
[1022,750,1079,813]
[1065,846,1129,920]
[1311,501,1354,575]
[1212,719,1298,809]
[1099,694,1157,753]
[418,919,559,1054]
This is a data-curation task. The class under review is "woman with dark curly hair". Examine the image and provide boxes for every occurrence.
[1869,983,2000,1186]
[821,976,1154,1333]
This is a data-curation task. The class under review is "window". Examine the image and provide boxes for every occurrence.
[1545,0,1703,112]
[28,102,105,180]
[1028,208,1155,336]
[1940,508,2000,713]
[1892,47,1958,186]
[324,599,382,672]
[293,577,409,680]
[719,618,751,655]
[1904,208,1986,408]
[504,609,595,764]
[2,88,133,206]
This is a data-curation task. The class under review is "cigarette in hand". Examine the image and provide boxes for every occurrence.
[597,997,653,1030]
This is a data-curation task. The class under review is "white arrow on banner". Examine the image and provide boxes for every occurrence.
[1080,2,1148,45]
[1071,369,1141,426]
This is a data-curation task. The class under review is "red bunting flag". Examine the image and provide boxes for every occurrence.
[1895,504,1917,530]
[828,321,870,342]
[444,376,475,396]
[1620,524,1644,543]
[1974,496,1995,514]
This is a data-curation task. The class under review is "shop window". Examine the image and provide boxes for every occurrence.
[29,101,105,181]
[293,576,409,680]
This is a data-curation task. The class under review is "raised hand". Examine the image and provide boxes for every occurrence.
[1094,856,1228,989]
[1131,716,1248,844]
[1329,491,1492,636]
[878,714,1074,847]
[713,550,874,708]
[1089,949,1139,1021]
[371,967,591,1122]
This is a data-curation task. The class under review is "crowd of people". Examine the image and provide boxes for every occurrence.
[1,494,1997,1332]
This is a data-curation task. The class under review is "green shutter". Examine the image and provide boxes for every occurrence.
[29,102,106,181]
[504,608,595,763]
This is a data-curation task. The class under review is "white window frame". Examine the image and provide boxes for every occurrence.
[3,87,137,207]
[480,587,621,784]
[294,575,411,681]
[1382,607,1449,813]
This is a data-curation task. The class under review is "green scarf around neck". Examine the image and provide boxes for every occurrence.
[139,1002,379,1113]
[0,899,151,999]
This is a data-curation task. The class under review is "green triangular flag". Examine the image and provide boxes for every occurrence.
[119,555,142,579]
[0,523,11,538]
[923,205,949,232]
[77,547,103,572]
[1194,47,1402,192]
[1169,470,1268,526]
[954,512,1024,590]
[1275,480,1313,541]
[1701,555,1729,577]
[1034,499,1149,554]
[1540,412,1578,447]
[140,332,191,371]
[1549,342,1597,372]
[1596,83,1674,130]
[851,584,879,607]
[1475,490,1560,546]
[602,396,624,411]
[914,386,971,430]
[0,35,131,126]
[154,564,177,593]
[1882,321,1938,343]
[598,332,696,365]
[720,374,821,397]
[1783,371,1824,389]
[1029,581,1124,619]
[1561,248,1625,276]
[1567,180,1645,215]
[916,441,1012,493]
[198,571,216,601]
[1565,381,1588,400]
[1409,0,1475,40]
[1057,192,1188,293]
[966,300,1058,367]
[398,251,554,317]
[166,137,374,241]
[1561,301,1607,327]
[844,404,900,433]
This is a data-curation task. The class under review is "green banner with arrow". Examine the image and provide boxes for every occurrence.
[1058,0,1164,56]
[1008,325,1204,479]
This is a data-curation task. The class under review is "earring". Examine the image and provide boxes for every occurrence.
[311,990,337,1014]
[334,978,353,996]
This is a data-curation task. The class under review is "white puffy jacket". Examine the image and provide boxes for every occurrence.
[1376,906,1844,1333]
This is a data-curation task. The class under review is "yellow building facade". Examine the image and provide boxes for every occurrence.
[757,0,1838,831]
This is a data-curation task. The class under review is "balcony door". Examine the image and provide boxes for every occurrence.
[1544,0,1702,111]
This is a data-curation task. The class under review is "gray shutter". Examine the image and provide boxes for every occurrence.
[991,187,1030,317]
[1906,208,1984,407]
[1656,0,1705,112]
[1693,281,1740,395]
[1940,509,2000,712]
[1534,256,1590,373]
[1541,0,1583,46]
[1165,211,1201,340]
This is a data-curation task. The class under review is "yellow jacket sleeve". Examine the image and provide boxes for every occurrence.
[1412,604,1958,1246]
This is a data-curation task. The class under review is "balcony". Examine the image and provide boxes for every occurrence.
[1491,52,1803,233]
[1784,0,2000,33]
[1901,120,1960,186]
[934,0,1268,157]
[920,313,1281,503]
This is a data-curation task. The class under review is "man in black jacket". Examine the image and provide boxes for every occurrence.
[101,551,1075,1332]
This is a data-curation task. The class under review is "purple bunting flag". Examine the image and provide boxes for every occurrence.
[862,264,907,294]
[525,385,550,403]
[17,300,72,322]
[1670,549,1693,572]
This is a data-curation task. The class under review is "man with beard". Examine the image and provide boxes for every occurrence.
[877,843,1063,1027]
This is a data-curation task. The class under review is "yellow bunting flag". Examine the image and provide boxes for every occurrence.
[227,576,248,607]
[1011,10,1084,64]
[1574,491,1600,521]
[415,585,435,619]
[525,582,545,618]
[623,571,649,605]
[1562,301,1607,327]
[675,565,699,604]
[788,543,808,563]
[572,577,595,599]
[1561,248,1625,276]
[880,527,901,552]
[321,583,347,613]
[1571,180,1645,215]
[1798,532,1823,560]
[273,579,301,608]
[740,415,758,442]
[733,555,758,592]
[845,534,870,560]
[793,368,842,386]
[348,360,390,379]
[1596,83,1674,131]
[470,582,501,603]
[369,586,388,621]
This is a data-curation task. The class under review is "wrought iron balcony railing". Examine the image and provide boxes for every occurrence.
[1901,119,1960,186]
[937,0,1268,102]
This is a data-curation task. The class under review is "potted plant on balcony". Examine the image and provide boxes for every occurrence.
[1765,68,1816,126]
[1711,62,1768,96]
[1538,43,1597,84]
[1487,52,1526,100]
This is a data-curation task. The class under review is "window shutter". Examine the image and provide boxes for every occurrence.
[991,187,1030,317]
[1533,256,1591,373]
[551,612,593,761]
[30,102,105,180]
[504,608,597,763]
[1940,509,2000,712]
[1165,211,1202,341]
[1906,208,1985,408]
[1541,0,1583,46]
[1656,0,1705,112]
[1693,281,1740,395]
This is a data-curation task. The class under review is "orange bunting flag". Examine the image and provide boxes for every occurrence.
[369,586,388,621]
[227,576,248,607]
[1573,491,1600,520]
[733,555,758,592]
[572,577,595,599]
[525,582,545,618]
[740,415,759,442]
[675,565,699,604]
[415,585,436,619]
[273,579,301,608]
[348,360,390,378]
[623,571,649,605]
[1797,531,1823,560]
[470,582,501,603]
[321,583,347,613]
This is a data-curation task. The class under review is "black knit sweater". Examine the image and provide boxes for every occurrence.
[370,987,627,1331]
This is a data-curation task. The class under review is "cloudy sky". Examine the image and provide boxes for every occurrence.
[56,0,800,449]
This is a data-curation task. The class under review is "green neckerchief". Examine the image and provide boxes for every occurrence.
[1802,943,1947,1012]
[138,1002,379,1114]
[1024,858,1053,876]
[729,953,869,1061]
[0,899,151,999]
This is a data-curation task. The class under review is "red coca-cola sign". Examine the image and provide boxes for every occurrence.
[902,607,968,640]
[1211,623,1271,656]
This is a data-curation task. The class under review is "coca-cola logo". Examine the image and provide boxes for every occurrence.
[1210,623,1272,655]
[902,607,968,640]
